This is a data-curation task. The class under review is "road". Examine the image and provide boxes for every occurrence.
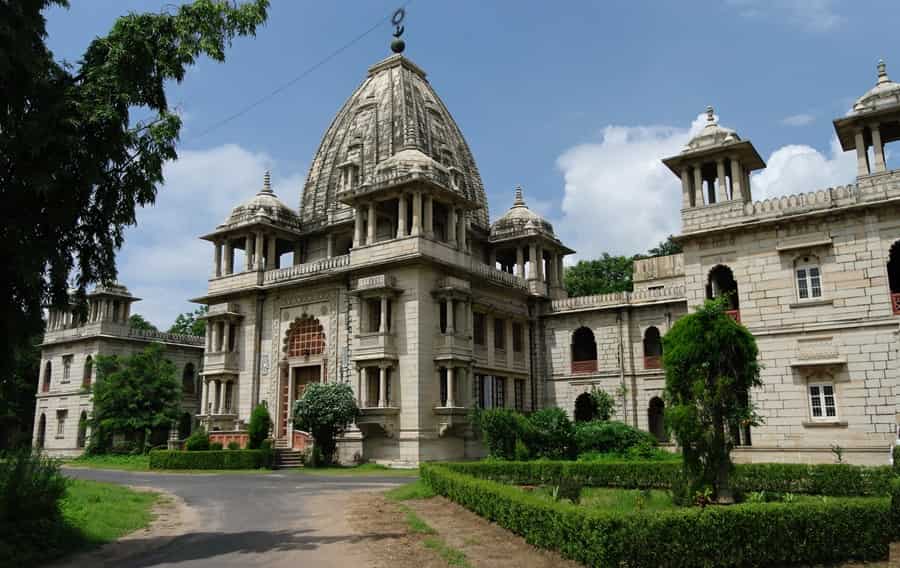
[60,467,410,567]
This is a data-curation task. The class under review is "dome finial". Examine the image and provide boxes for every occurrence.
[706,105,715,123]
[262,170,272,193]
[513,185,525,207]
[877,58,889,84]
[391,8,406,54]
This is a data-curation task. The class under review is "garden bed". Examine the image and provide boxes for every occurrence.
[422,462,892,567]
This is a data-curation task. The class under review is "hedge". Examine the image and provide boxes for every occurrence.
[149,449,273,470]
[442,460,894,496]
[892,477,900,540]
[421,463,890,567]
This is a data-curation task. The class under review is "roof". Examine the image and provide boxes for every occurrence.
[662,106,765,175]
[834,60,900,151]
[214,172,301,236]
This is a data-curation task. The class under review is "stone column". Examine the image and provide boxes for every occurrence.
[464,299,472,336]
[716,159,727,202]
[354,206,364,247]
[550,253,559,286]
[516,247,525,278]
[357,367,365,406]
[379,295,388,333]
[872,123,887,173]
[506,319,514,368]
[528,244,537,279]
[200,379,208,414]
[680,167,693,208]
[205,328,212,350]
[223,322,231,353]
[693,166,704,206]
[326,234,334,259]
[729,158,744,202]
[447,298,455,335]
[224,240,234,275]
[489,249,497,269]
[424,194,434,238]
[367,201,377,244]
[378,366,387,408]
[214,241,223,277]
[244,235,252,270]
[266,235,277,269]
[458,209,466,250]
[558,256,565,285]
[855,129,870,176]
[447,207,457,246]
[218,380,226,414]
[446,366,455,407]
[397,193,407,238]
[536,245,544,281]
[254,231,264,270]
[294,242,302,265]
[486,313,495,366]
[411,192,422,236]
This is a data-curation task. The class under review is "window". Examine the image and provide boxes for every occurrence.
[366,298,382,333]
[438,300,447,334]
[42,361,51,392]
[809,383,837,420]
[62,355,73,383]
[476,374,486,408]
[82,355,93,388]
[571,327,598,374]
[285,317,325,357]
[514,379,525,411]
[706,265,739,310]
[473,313,485,346]
[76,412,88,448]
[182,363,196,394]
[228,324,237,351]
[439,368,448,406]
[512,323,524,353]
[643,327,662,370]
[56,409,67,437]
[494,318,506,350]
[494,377,506,408]
[795,258,822,300]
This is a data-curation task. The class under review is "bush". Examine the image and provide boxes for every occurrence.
[184,428,210,451]
[891,478,900,540]
[472,408,526,460]
[260,439,272,451]
[592,389,616,421]
[893,445,900,475]
[227,441,240,451]
[209,442,223,451]
[109,440,140,455]
[421,463,890,567]
[574,420,656,455]
[247,404,272,449]
[148,450,273,470]
[525,408,574,460]
[292,382,359,466]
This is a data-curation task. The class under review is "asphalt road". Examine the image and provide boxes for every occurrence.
[60,467,410,567]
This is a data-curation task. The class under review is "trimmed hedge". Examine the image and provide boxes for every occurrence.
[149,449,273,470]
[442,460,894,496]
[892,477,900,540]
[422,463,890,567]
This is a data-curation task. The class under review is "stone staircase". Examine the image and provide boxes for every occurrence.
[273,448,305,469]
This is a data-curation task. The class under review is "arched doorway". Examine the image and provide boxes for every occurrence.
[279,316,326,440]
[888,241,900,313]
[571,327,597,374]
[574,392,597,422]
[706,265,740,320]
[182,363,196,394]
[76,411,88,449]
[648,397,666,442]
[643,326,662,369]
[35,413,46,449]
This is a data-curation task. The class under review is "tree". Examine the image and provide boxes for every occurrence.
[564,254,634,297]
[0,0,268,414]
[647,235,683,257]
[663,298,762,504]
[292,383,359,466]
[128,313,158,332]
[0,335,41,449]
[169,306,208,336]
[247,403,272,449]
[591,388,616,421]
[89,343,181,453]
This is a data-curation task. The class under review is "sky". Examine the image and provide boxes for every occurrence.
[43,0,900,328]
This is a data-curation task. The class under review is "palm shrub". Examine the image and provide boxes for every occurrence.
[247,404,271,449]
[292,382,359,466]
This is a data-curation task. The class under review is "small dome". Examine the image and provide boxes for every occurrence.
[683,106,740,153]
[849,60,900,116]
[490,186,554,238]
[221,171,300,231]
[374,148,447,178]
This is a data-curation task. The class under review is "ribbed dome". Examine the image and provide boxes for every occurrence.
[220,172,300,232]
[300,54,489,230]
[849,60,900,116]
[682,106,740,153]
[490,186,554,240]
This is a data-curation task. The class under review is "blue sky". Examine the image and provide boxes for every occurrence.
[44,0,899,328]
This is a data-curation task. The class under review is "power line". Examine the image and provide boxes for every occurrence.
[188,1,413,142]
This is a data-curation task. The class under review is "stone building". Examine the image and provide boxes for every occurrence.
[33,283,203,457]
[193,42,899,465]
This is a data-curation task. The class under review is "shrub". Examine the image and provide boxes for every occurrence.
[247,404,271,449]
[209,442,223,451]
[260,439,272,451]
[592,389,616,421]
[893,445,900,475]
[149,450,273,470]
[472,408,526,460]
[109,440,140,455]
[574,420,656,455]
[292,382,359,466]
[227,441,240,450]
[184,428,210,451]
[422,463,890,567]
[525,408,574,460]
[891,478,900,540]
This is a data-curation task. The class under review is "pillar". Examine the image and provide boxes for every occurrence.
[244,235,252,270]
[489,249,497,269]
[872,124,887,173]
[516,247,525,278]
[224,240,234,275]
[266,235,276,269]
[693,165,704,206]
[558,255,565,286]
[729,158,744,202]
[536,245,544,281]
[528,244,537,279]
[855,129,870,176]
[505,318,514,368]
[465,299,472,336]
[411,192,422,236]
[379,295,388,333]
[205,328,212,350]
[223,321,231,352]
[254,231,264,270]
[214,241,223,277]
[357,367,365,406]
[218,380,225,414]
[458,209,467,250]
[447,298,455,335]
[446,366,455,407]
[200,379,208,414]
[326,233,334,258]
[294,242,302,266]
[367,201,376,244]
[447,206,457,246]
[424,194,434,237]
[680,168,693,208]
[550,253,559,286]
[397,193,407,238]
[378,366,387,408]
[354,206,364,247]
[486,313,495,365]
[716,159,727,202]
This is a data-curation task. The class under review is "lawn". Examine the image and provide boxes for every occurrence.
[293,462,419,477]
[68,453,151,471]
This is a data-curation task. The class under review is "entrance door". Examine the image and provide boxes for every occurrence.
[293,365,320,402]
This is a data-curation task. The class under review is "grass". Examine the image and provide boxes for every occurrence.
[67,454,151,471]
[528,486,678,511]
[293,462,419,477]
[61,479,159,544]
[395,501,472,568]
[385,480,435,501]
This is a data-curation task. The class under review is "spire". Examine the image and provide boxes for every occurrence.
[391,8,406,54]
[877,59,890,85]
[513,185,525,207]
[260,170,272,194]
[706,105,716,123]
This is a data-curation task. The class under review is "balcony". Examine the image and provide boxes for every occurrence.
[643,355,662,370]
[353,332,397,361]
[356,406,400,437]
[892,293,900,315]
[263,254,351,285]
[204,351,240,371]
[434,332,472,360]
[571,360,598,375]
[433,406,470,437]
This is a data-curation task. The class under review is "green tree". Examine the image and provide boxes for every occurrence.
[591,388,616,421]
[646,235,683,257]
[247,403,272,449]
[663,298,762,504]
[128,313,158,332]
[564,254,634,297]
[0,0,268,410]
[169,306,209,336]
[292,383,359,466]
[89,343,181,453]
[0,335,41,449]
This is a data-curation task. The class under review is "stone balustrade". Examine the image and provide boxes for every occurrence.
[127,327,205,346]
[263,254,351,284]
[549,286,686,314]
[469,261,527,290]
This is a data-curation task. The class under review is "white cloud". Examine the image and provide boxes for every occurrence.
[781,113,816,126]
[726,0,843,32]
[554,118,856,260]
[116,144,305,328]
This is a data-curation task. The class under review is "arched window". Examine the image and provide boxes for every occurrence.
[571,327,597,374]
[82,356,93,388]
[182,363,196,394]
[648,397,666,442]
[643,327,662,370]
[574,392,597,422]
[284,316,325,357]
[794,256,823,301]
[706,264,740,318]
[888,241,900,314]
[41,361,51,393]
[35,414,46,449]
[76,411,88,448]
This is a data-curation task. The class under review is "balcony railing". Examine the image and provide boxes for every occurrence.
[892,293,900,315]
[263,254,350,284]
[725,309,741,323]
[643,355,662,370]
[571,360,598,374]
